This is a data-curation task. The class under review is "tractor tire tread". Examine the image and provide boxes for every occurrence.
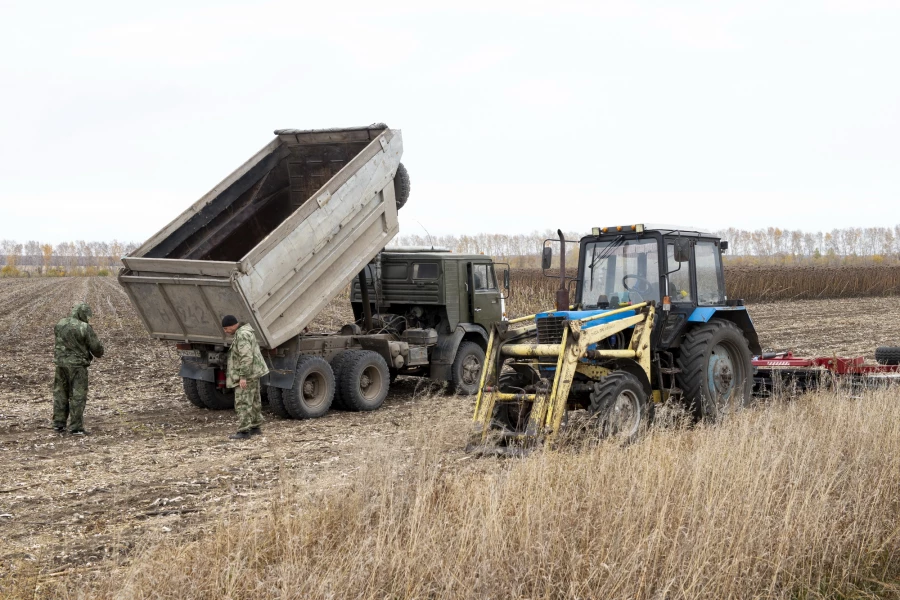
[676,319,752,422]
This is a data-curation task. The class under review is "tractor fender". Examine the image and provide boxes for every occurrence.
[687,307,762,355]
[606,358,653,399]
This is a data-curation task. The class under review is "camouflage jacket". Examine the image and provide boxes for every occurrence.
[54,303,104,368]
[226,324,269,387]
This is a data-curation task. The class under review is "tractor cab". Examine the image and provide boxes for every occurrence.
[540,224,760,353]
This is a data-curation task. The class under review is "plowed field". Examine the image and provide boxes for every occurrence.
[1,277,899,586]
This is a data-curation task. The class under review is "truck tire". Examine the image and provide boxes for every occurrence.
[394,162,411,210]
[588,372,652,444]
[329,351,354,410]
[181,378,206,409]
[284,356,335,419]
[449,341,485,396]
[196,380,235,410]
[875,346,900,366]
[339,350,390,412]
[266,385,291,418]
[676,320,753,423]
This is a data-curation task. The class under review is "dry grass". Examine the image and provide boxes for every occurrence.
[509,266,900,312]
[28,386,900,599]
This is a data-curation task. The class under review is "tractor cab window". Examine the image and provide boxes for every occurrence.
[580,239,660,307]
[666,243,693,303]
[472,263,496,291]
[695,241,725,304]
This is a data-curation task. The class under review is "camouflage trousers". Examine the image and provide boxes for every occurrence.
[234,378,263,433]
[53,365,89,432]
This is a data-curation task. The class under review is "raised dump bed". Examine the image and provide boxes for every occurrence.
[119,124,406,349]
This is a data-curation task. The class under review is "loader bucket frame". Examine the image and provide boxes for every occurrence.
[469,302,656,451]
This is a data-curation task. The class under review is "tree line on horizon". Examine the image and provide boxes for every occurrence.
[391,225,900,266]
[2,224,900,276]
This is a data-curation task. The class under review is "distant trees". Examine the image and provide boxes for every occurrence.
[0,238,140,276]
[392,225,900,266]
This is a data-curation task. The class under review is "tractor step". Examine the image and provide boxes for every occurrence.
[659,367,681,375]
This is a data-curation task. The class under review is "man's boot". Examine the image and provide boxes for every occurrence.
[229,431,251,440]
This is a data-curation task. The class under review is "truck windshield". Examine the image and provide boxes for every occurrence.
[580,239,661,307]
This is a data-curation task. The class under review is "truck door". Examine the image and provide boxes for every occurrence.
[469,262,502,327]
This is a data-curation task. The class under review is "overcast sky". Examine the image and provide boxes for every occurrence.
[1,0,898,244]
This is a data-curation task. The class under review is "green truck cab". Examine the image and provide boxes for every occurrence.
[351,249,509,394]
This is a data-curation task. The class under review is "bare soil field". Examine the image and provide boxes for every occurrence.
[1,277,899,594]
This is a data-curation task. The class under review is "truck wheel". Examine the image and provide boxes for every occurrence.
[676,320,753,423]
[181,378,206,409]
[589,372,652,444]
[196,381,235,410]
[284,356,335,419]
[339,350,390,411]
[394,163,411,210]
[329,351,354,410]
[875,346,900,365]
[449,341,485,396]
[266,385,291,418]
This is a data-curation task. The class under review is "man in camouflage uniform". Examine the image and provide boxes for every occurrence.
[53,302,104,434]
[222,315,269,440]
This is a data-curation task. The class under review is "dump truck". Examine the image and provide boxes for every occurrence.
[468,224,900,454]
[119,124,508,419]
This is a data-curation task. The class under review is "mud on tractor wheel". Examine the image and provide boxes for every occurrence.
[676,320,753,423]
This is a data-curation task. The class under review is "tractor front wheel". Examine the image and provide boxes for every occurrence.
[676,320,753,423]
[588,372,652,444]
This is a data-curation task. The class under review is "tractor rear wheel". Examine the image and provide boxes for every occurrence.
[588,372,652,444]
[284,356,335,419]
[266,385,291,418]
[339,350,390,412]
[181,378,206,409]
[196,380,235,410]
[676,320,753,423]
[875,346,900,366]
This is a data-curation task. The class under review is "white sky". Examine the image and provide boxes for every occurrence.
[1,0,898,244]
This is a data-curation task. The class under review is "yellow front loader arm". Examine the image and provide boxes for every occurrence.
[468,303,656,451]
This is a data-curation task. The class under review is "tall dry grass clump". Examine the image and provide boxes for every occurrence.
[75,388,900,600]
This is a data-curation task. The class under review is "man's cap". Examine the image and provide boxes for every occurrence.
[221,315,238,327]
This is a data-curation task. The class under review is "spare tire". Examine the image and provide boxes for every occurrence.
[875,346,900,366]
[394,163,411,210]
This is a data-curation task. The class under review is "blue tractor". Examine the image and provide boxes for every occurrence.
[468,224,762,450]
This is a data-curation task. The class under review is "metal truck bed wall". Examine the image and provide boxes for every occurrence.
[119,125,403,348]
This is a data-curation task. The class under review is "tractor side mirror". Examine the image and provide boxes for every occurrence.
[719,240,729,253]
[541,246,553,270]
[503,268,510,289]
[674,238,691,263]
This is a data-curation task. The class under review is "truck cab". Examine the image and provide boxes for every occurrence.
[351,249,509,390]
